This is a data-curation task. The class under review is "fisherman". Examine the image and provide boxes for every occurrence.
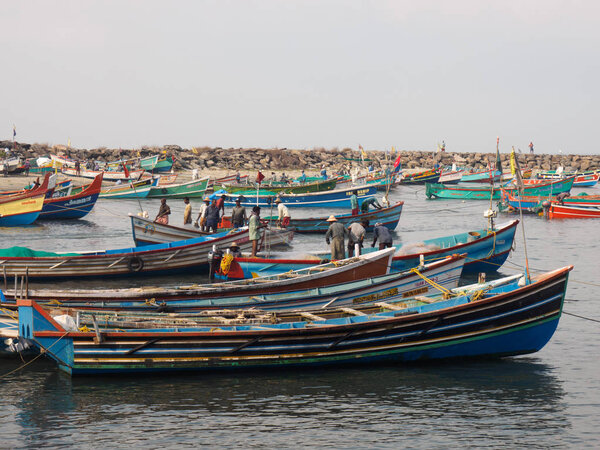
[270,172,277,183]
[320,165,328,180]
[275,198,290,228]
[75,160,81,176]
[372,222,393,249]
[249,206,263,257]
[350,190,359,215]
[231,197,247,228]
[229,241,243,257]
[347,219,368,257]
[299,169,307,183]
[280,172,289,184]
[215,194,227,217]
[205,198,221,233]
[235,170,241,183]
[24,159,30,176]
[325,215,348,260]
[529,142,534,154]
[556,192,570,204]
[194,197,210,231]
[183,197,192,225]
[154,198,171,224]
[360,197,383,213]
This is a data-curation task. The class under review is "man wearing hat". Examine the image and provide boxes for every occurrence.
[231,198,247,228]
[229,241,242,257]
[372,222,393,250]
[275,197,290,228]
[195,197,210,231]
[325,215,348,260]
[249,206,263,257]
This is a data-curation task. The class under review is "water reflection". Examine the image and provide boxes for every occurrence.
[4,358,568,448]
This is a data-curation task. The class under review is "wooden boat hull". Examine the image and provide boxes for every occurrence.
[62,167,145,181]
[130,214,293,248]
[0,174,51,226]
[39,174,103,219]
[215,220,518,279]
[217,179,337,194]
[4,248,397,309]
[548,204,600,219]
[401,169,440,185]
[223,185,378,208]
[460,170,502,183]
[147,178,210,198]
[0,227,254,279]
[17,265,572,375]
[573,174,599,187]
[426,177,575,200]
[260,201,403,233]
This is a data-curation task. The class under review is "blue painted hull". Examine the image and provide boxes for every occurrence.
[223,185,378,208]
[38,193,100,219]
[0,211,41,226]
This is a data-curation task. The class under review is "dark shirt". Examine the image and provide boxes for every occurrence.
[372,225,393,245]
[231,205,247,225]
[206,204,220,223]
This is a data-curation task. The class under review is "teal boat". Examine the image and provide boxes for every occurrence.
[426,176,575,200]
[147,177,210,198]
[216,178,337,194]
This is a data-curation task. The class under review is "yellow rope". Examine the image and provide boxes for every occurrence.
[220,253,234,275]
[408,267,452,296]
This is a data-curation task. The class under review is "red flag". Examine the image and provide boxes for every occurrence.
[123,164,130,178]
[393,155,401,168]
[256,171,265,184]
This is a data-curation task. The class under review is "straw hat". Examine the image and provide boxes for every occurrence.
[203,197,210,202]
[326,215,337,222]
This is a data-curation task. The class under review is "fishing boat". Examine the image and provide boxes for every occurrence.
[426,176,575,200]
[460,168,502,183]
[0,156,25,174]
[3,248,397,309]
[15,264,572,375]
[50,153,77,168]
[99,178,158,199]
[438,168,464,184]
[222,184,378,208]
[129,214,294,248]
[547,204,600,219]
[39,174,103,220]
[62,166,146,181]
[536,167,598,180]
[573,173,599,187]
[0,173,52,226]
[146,177,210,199]
[149,155,174,172]
[254,201,404,233]
[0,227,255,280]
[217,178,337,195]
[400,169,440,184]
[212,219,517,279]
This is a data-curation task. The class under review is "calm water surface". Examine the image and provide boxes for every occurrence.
[0,184,599,447]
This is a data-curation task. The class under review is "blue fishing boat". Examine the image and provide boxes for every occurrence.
[214,220,519,280]
[15,265,572,375]
[259,201,404,233]
[38,174,103,220]
[222,184,378,208]
[460,169,502,183]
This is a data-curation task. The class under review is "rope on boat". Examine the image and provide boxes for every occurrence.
[408,267,452,296]
[0,331,70,379]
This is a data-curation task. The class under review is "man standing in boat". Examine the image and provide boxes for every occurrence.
[350,190,359,215]
[183,197,192,225]
[155,198,171,224]
[249,206,263,257]
[231,197,247,228]
[275,198,290,228]
[205,199,221,233]
[195,197,210,231]
[325,216,348,260]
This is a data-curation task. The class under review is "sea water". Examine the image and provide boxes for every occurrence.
[0,185,598,447]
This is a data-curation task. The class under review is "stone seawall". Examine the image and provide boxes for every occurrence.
[2,141,599,172]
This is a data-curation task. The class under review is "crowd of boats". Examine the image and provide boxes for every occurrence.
[0,148,597,376]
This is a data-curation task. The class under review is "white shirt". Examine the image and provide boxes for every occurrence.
[277,203,290,219]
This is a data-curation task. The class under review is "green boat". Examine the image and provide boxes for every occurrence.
[141,155,173,172]
[147,177,210,198]
[216,178,337,194]
[426,176,575,200]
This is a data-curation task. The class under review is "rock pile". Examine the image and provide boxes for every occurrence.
[1,141,598,172]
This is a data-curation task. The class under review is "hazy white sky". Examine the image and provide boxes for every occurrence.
[1,0,598,154]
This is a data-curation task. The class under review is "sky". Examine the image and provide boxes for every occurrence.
[1,0,598,154]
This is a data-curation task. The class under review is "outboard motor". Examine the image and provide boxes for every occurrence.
[208,245,223,281]
[542,200,551,220]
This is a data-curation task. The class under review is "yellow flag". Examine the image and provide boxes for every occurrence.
[192,147,199,155]
[359,145,367,159]
[67,138,71,148]
[510,148,516,175]
[391,146,396,156]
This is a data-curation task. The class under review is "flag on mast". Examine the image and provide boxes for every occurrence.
[359,145,367,161]
[256,171,265,185]
[495,137,502,173]
[13,125,16,139]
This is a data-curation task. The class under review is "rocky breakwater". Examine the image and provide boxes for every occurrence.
[2,141,599,173]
